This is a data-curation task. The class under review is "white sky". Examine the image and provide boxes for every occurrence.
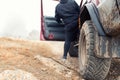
[0,0,40,39]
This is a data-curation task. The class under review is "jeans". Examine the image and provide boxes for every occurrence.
[63,28,79,58]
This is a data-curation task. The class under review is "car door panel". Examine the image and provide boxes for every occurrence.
[43,16,65,41]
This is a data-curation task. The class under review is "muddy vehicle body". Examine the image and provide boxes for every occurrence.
[41,0,120,80]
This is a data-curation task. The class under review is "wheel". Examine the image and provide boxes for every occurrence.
[69,41,78,57]
[78,20,111,80]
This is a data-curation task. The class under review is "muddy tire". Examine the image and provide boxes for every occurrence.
[69,42,78,57]
[78,21,111,80]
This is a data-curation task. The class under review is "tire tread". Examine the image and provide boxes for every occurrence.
[79,21,111,80]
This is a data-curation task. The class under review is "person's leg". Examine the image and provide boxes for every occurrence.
[63,31,72,59]
[63,40,71,59]
[63,28,80,59]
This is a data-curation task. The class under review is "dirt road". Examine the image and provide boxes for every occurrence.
[0,37,80,80]
[0,37,119,80]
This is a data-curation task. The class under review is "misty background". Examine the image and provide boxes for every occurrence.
[0,0,40,40]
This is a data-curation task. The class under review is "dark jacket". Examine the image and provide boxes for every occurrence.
[55,0,80,31]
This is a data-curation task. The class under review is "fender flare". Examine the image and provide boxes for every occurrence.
[80,3,106,36]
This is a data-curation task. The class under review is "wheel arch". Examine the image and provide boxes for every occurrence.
[80,3,106,36]
[80,5,91,27]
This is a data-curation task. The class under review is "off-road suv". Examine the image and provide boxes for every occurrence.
[41,0,120,80]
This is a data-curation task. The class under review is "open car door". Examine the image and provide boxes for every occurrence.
[40,0,101,41]
[40,0,65,41]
